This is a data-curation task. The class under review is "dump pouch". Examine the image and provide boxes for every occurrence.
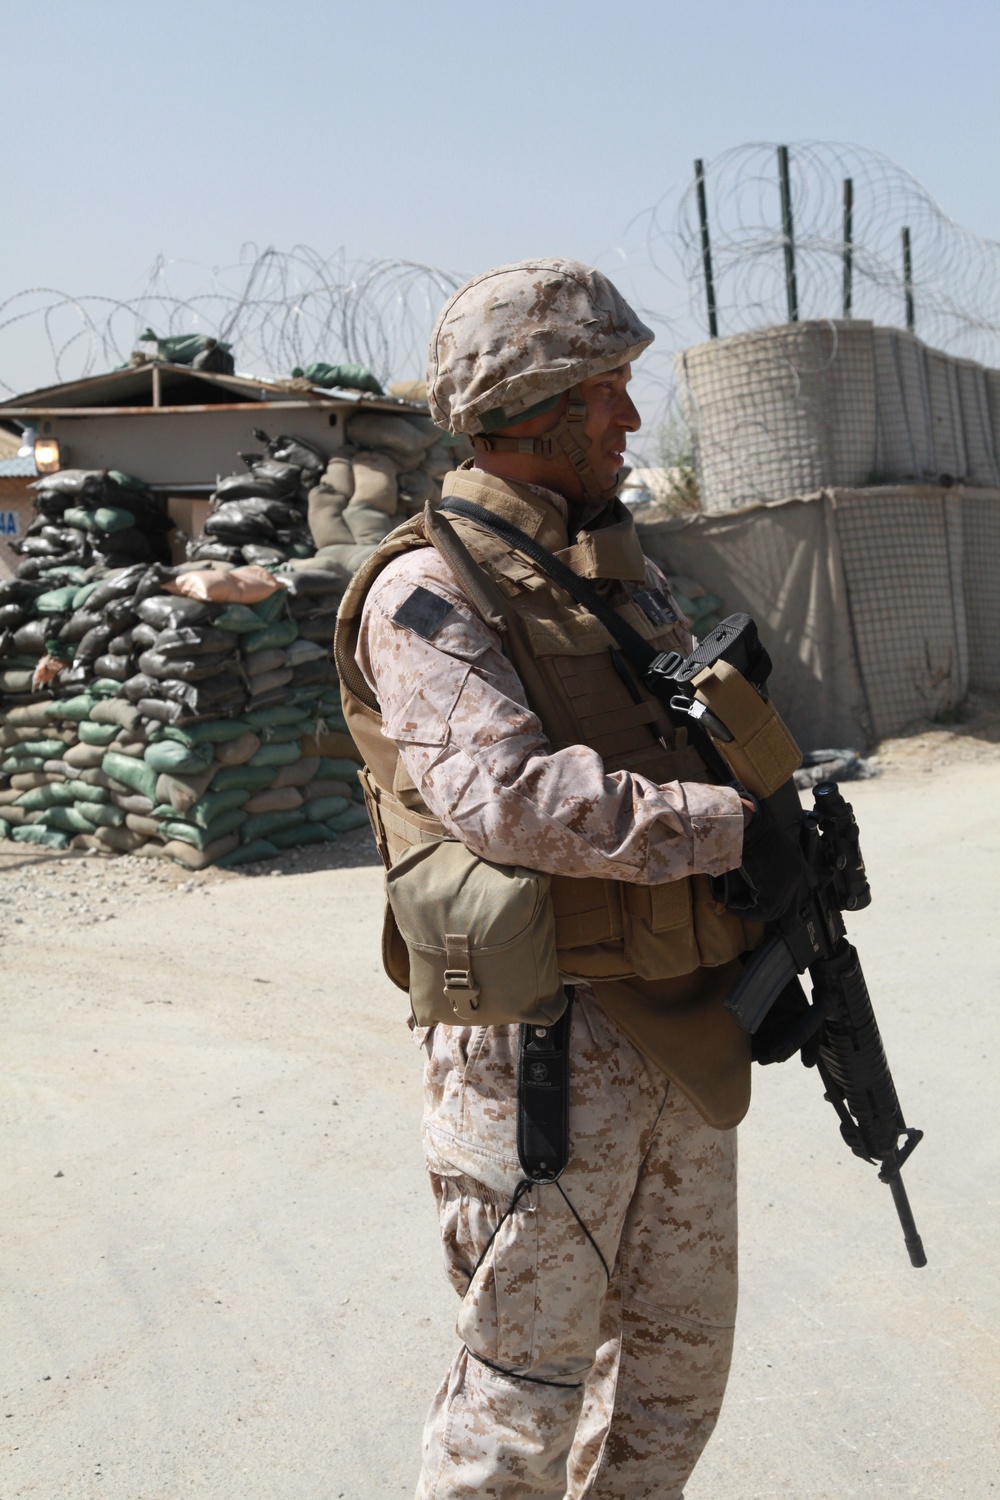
[385,840,566,1028]
[691,660,802,799]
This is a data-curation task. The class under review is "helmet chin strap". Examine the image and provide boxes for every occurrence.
[470,386,620,504]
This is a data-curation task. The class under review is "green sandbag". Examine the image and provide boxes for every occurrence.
[102,751,158,803]
[160,808,247,849]
[302,795,349,822]
[16,783,78,811]
[291,361,383,395]
[316,758,363,782]
[78,721,120,747]
[71,581,101,609]
[244,620,298,653]
[44,805,99,834]
[215,839,280,867]
[210,764,277,794]
[243,705,309,729]
[34,586,79,614]
[76,801,125,829]
[46,695,96,723]
[8,739,68,760]
[251,591,288,625]
[186,788,249,828]
[89,679,123,699]
[240,808,305,842]
[326,805,370,833]
[63,507,96,532]
[71,782,110,804]
[92,506,135,533]
[213,604,267,634]
[143,740,215,776]
[270,822,334,850]
[162,718,252,746]
[1,756,44,773]
[253,724,303,745]
[12,825,70,849]
[249,741,300,768]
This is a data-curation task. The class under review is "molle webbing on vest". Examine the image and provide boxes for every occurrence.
[338,472,759,985]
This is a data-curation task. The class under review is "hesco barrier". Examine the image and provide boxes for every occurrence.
[637,484,1000,750]
[678,321,1000,512]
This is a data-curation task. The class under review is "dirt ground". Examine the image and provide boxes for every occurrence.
[2,717,998,1498]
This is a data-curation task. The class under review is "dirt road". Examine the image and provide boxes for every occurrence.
[2,754,998,1499]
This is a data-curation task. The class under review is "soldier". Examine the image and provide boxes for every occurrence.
[335,259,789,1498]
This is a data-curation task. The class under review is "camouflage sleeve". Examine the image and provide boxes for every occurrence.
[356,549,744,884]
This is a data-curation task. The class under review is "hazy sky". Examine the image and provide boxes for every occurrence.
[5,0,999,434]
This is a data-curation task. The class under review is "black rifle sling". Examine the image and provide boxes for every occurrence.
[517,994,573,1182]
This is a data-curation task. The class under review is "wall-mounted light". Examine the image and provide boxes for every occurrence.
[33,436,63,473]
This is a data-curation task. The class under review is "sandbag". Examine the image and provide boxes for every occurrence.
[243,620,298,653]
[187,788,250,828]
[214,731,261,766]
[161,718,251,746]
[215,838,279,867]
[86,565,149,612]
[240,546,286,567]
[16,783,78,811]
[144,740,215,776]
[12,825,70,849]
[153,625,237,658]
[244,647,288,678]
[212,470,300,504]
[240,808,305,842]
[161,834,240,870]
[138,649,235,683]
[344,501,397,547]
[137,595,213,630]
[47,695,96,723]
[212,604,268,634]
[93,653,132,682]
[114,794,156,816]
[309,778,355,801]
[75,624,116,664]
[308,483,353,549]
[102,751,158,803]
[328,805,370,833]
[166,565,286,605]
[249,741,300,768]
[122,673,159,703]
[160,808,246,848]
[345,411,437,458]
[210,763,278,794]
[271,756,319,789]
[248,668,293,698]
[244,785,304,815]
[91,506,135,533]
[348,452,398,516]
[155,767,217,814]
[13,619,52,654]
[270,822,334,849]
[125,813,164,838]
[90,699,142,732]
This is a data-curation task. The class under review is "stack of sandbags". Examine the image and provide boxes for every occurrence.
[18,470,173,578]
[190,430,326,569]
[0,562,368,866]
[300,409,469,575]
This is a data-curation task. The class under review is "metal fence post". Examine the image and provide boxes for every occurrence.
[694,159,719,338]
[778,144,799,322]
[902,227,915,331]
[843,177,854,318]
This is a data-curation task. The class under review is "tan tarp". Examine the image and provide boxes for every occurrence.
[638,484,999,751]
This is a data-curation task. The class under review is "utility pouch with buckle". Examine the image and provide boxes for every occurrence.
[384,838,567,1027]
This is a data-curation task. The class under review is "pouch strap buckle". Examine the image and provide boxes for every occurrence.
[443,933,481,1021]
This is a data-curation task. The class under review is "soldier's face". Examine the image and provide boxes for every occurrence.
[578,365,641,490]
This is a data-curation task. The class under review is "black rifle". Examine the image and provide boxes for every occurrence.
[649,617,927,1269]
[435,502,927,1267]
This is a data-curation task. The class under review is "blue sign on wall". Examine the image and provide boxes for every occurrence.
[0,512,20,536]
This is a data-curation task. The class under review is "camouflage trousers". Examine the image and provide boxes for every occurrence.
[415,990,738,1499]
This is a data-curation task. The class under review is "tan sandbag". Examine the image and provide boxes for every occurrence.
[125,813,164,838]
[214,731,260,767]
[398,468,436,511]
[348,451,398,515]
[166,565,286,604]
[388,379,427,401]
[308,483,354,548]
[307,778,354,800]
[243,785,304,815]
[284,552,352,578]
[313,543,373,573]
[271,755,319,789]
[162,833,239,869]
[247,668,293,698]
[10,772,53,790]
[92,824,143,852]
[0,787,24,805]
[3,702,54,727]
[345,411,437,460]
[64,742,105,768]
[2,805,29,826]
[244,648,287,678]
[90,699,143,732]
[156,766,217,814]
[113,739,147,758]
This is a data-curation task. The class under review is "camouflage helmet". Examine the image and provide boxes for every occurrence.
[426,258,654,437]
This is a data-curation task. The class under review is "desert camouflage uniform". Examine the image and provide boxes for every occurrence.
[358,476,744,1498]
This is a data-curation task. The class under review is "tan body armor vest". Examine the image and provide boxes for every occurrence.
[335,470,762,991]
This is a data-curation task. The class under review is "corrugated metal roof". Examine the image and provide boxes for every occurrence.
[0,363,428,417]
[0,454,37,478]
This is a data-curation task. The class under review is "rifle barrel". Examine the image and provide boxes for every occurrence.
[885,1169,928,1268]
